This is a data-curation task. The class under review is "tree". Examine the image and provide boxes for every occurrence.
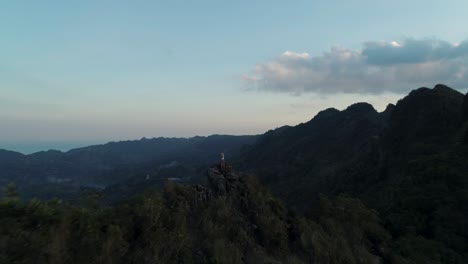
[2,182,18,202]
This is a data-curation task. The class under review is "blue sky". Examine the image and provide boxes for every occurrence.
[2,0,468,153]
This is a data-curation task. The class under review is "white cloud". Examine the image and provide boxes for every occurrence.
[242,38,468,94]
[390,41,401,47]
[281,51,310,59]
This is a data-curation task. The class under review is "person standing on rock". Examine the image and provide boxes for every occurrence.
[220,152,225,171]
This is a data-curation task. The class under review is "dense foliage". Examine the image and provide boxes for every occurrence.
[1,175,403,264]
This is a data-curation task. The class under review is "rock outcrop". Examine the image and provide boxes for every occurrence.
[207,164,241,195]
[167,164,245,209]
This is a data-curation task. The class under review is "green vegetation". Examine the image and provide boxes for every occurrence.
[1,175,401,264]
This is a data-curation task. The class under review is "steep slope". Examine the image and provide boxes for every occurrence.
[238,84,468,262]
[237,102,386,208]
[464,92,468,121]
[367,85,468,262]
[239,84,466,204]
[384,84,464,155]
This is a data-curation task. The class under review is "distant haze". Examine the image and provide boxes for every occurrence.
[0,141,102,154]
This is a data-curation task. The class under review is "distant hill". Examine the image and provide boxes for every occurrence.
[0,135,258,200]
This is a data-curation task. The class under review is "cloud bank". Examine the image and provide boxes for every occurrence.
[242,38,468,94]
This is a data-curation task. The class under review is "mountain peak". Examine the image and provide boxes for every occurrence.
[388,84,465,147]
[433,84,464,97]
[406,84,464,101]
[434,83,453,91]
[384,103,395,112]
[311,108,340,121]
[344,102,377,114]
[380,103,396,120]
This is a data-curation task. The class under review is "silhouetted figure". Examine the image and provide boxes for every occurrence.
[220,152,225,171]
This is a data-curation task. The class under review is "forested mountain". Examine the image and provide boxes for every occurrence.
[238,84,466,206]
[237,84,468,262]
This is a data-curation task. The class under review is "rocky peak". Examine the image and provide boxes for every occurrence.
[434,83,459,94]
[207,164,242,195]
[312,108,340,121]
[379,103,395,123]
[309,103,378,125]
[434,83,451,90]
[344,102,377,115]
[387,84,465,149]
[166,164,247,209]
[393,84,464,121]
[384,103,395,113]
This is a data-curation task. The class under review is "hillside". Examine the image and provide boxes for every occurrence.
[0,165,398,264]
[238,84,468,262]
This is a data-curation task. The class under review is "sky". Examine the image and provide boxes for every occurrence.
[2,0,468,153]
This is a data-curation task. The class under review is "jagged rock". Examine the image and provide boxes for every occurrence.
[207,165,242,195]
[225,171,240,181]
[195,184,212,202]
[208,167,227,194]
